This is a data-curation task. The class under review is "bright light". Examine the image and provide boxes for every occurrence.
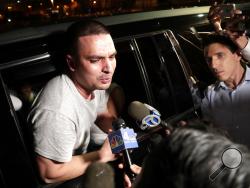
[197,14,204,18]
[93,1,96,4]
[17,0,20,3]
[7,18,12,22]
[28,5,32,9]
[7,6,12,10]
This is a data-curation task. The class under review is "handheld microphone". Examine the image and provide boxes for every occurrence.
[108,118,138,182]
[128,101,197,133]
[128,101,161,130]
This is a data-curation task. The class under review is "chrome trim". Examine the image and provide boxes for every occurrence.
[130,38,154,105]
[0,53,50,70]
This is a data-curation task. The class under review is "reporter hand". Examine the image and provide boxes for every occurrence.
[207,2,223,32]
[208,3,247,35]
[123,164,142,188]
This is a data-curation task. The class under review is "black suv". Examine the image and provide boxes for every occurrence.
[0,4,249,187]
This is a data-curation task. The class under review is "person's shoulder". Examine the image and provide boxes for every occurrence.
[42,74,71,92]
[35,74,72,103]
[46,74,66,85]
[204,82,218,94]
[201,82,222,102]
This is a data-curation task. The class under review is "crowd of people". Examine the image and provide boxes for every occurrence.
[18,2,250,188]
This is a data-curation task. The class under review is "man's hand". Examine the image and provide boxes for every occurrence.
[224,12,248,49]
[98,138,117,163]
[123,164,142,188]
[207,2,224,32]
[207,3,247,34]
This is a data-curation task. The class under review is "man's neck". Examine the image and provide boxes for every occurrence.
[225,65,245,90]
[70,75,94,100]
[76,85,94,100]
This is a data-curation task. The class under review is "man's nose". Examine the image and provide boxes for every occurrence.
[209,57,219,69]
[102,59,113,73]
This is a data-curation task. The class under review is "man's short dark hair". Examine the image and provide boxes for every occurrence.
[202,34,239,54]
[65,19,110,56]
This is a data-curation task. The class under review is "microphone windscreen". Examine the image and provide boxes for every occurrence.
[128,101,150,121]
[112,118,126,130]
[83,162,115,188]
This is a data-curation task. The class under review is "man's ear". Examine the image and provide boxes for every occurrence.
[235,51,242,61]
[66,54,76,72]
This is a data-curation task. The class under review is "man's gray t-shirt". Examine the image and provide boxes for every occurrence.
[28,74,109,162]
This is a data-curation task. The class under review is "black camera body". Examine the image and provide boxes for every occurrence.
[218,3,248,34]
[218,4,235,20]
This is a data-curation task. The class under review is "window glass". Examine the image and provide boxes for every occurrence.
[176,32,216,87]
[135,33,193,119]
[113,40,148,111]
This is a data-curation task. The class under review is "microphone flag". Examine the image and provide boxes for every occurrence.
[108,127,138,154]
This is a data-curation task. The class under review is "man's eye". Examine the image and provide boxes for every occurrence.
[205,57,212,64]
[217,53,224,59]
[109,55,116,60]
[90,58,100,63]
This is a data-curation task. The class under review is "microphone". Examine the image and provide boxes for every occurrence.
[108,118,138,182]
[127,101,161,130]
[83,162,115,188]
[128,101,197,133]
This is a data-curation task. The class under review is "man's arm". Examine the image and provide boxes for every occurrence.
[96,84,125,133]
[228,32,250,62]
[225,31,250,61]
[207,4,250,61]
[239,36,250,61]
[37,138,115,183]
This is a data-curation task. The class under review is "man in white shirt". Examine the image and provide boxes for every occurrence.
[28,20,120,187]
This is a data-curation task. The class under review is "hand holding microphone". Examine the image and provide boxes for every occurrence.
[108,118,138,182]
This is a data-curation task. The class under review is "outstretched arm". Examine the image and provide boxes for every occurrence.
[207,4,250,61]
[37,138,116,183]
[96,83,125,133]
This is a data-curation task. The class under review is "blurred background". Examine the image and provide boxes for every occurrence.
[0,0,249,33]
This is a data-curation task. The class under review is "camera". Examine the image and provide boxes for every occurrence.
[208,3,249,35]
[218,4,235,20]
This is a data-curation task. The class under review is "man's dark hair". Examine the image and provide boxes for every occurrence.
[134,124,250,188]
[65,19,110,56]
[202,34,239,53]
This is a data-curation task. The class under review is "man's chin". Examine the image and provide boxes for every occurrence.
[97,83,111,90]
[214,74,224,81]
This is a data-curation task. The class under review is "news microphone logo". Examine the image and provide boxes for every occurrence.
[108,127,138,154]
[140,103,161,130]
